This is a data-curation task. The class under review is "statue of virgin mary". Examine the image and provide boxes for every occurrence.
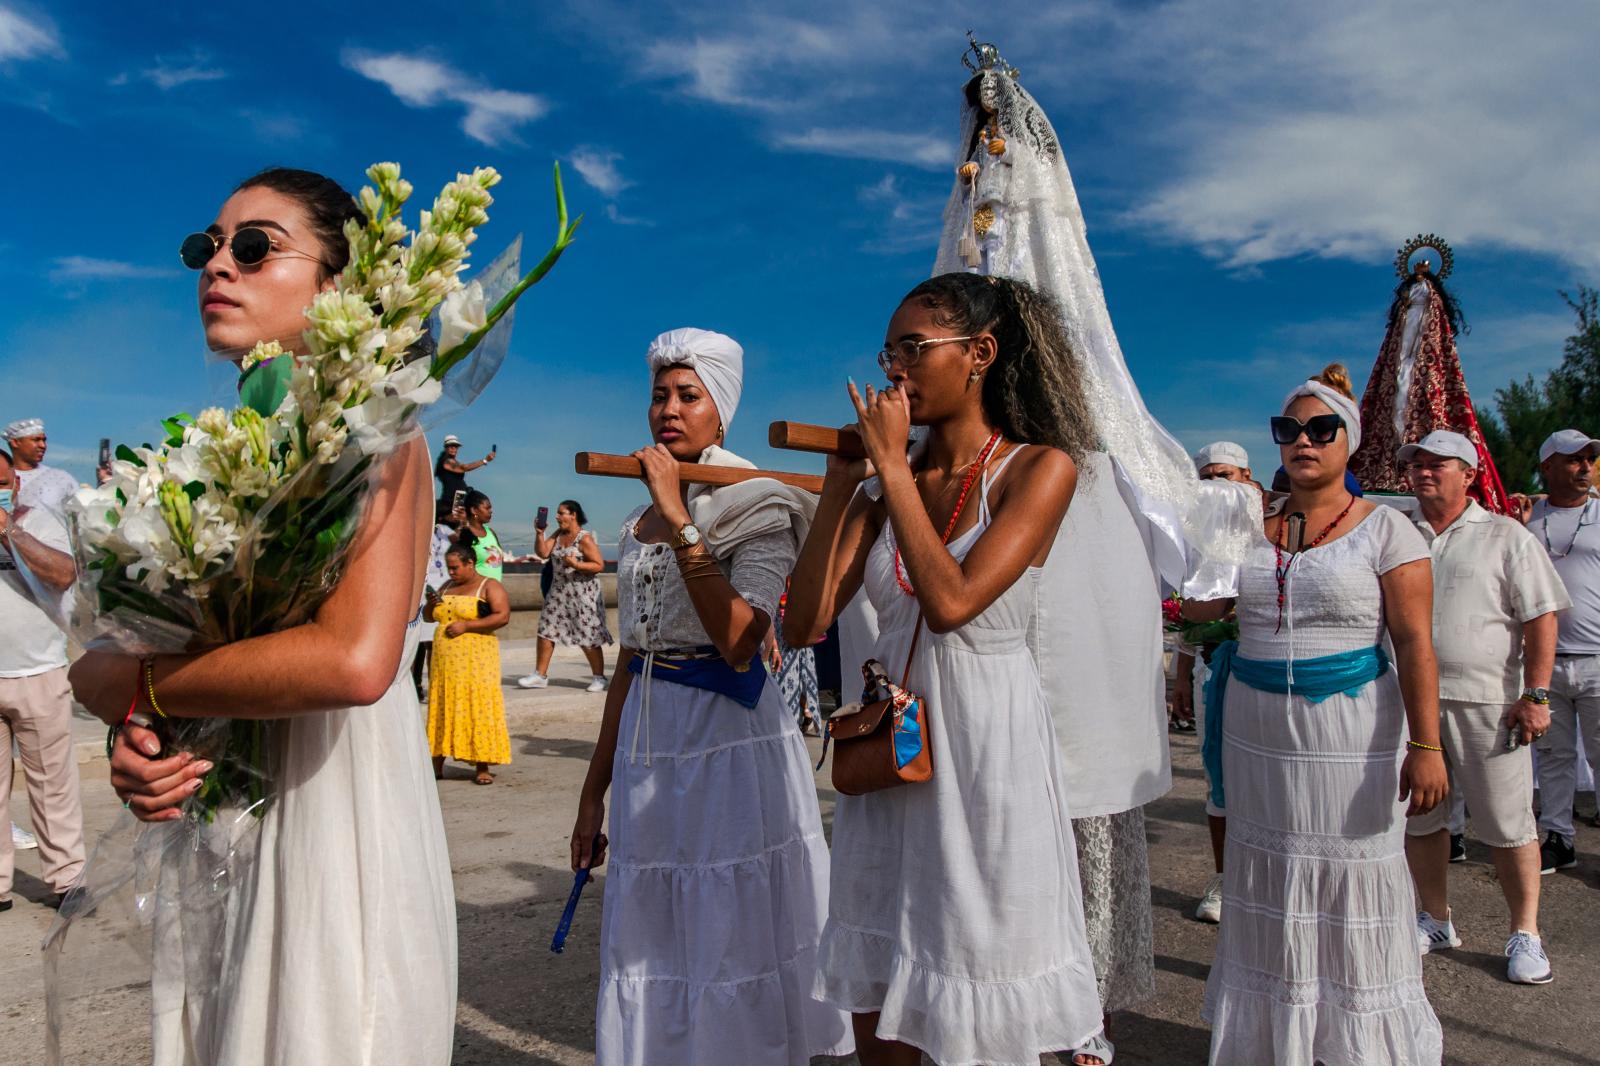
[1348,237,1511,511]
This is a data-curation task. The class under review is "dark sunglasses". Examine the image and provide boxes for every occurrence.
[180,227,319,270]
[1270,414,1343,446]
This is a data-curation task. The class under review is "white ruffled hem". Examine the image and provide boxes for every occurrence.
[1203,966,1443,1066]
[812,921,1103,1066]
[597,944,852,1065]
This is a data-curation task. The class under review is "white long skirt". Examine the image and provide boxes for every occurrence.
[151,626,457,1065]
[1203,671,1442,1065]
[596,671,850,1065]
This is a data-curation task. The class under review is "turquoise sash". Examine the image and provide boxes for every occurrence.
[1201,642,1390,810]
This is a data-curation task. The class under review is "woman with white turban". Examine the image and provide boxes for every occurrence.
[567,328,851,1065]
[1186,364,1449,1065]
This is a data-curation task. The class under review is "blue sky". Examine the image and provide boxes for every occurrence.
[2,1,1595,552]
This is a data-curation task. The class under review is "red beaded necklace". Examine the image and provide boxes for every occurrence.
[1272,494,1356,632]
[895,432,1003,595]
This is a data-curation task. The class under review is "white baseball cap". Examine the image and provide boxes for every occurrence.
[1538,429,1600,464]
[1193,441,1249,471]
[1397,430,1477,468]
[442,434,461,446]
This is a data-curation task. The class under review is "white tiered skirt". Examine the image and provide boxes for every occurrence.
[1203,671,1443,1065]
[595,673,850,1065]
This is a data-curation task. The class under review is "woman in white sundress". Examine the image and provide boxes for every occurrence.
[69,167,455,1064]
[1188,363,1448,1066]
[786,272,1105,1066]
[567,327,851,1066]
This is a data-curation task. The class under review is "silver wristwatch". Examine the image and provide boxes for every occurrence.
[1521,687,1550,705]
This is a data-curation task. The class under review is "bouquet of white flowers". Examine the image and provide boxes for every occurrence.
[68,160,579,819]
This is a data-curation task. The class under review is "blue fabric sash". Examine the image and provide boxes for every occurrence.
[628,649,766,709]
[1200,642,1390,810]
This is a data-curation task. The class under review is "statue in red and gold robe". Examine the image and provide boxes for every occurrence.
[1349,236,1510,512]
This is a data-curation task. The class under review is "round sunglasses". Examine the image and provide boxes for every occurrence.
[1270,413,1344,446]
[179,227,320,270]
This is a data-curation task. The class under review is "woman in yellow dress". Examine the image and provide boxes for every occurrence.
[426,542,512,784]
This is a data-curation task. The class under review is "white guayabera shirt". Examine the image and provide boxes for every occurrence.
[1415,500,1571,704]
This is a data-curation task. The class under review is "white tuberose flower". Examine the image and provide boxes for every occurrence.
[342,359,443,456]
[436,280,487,355]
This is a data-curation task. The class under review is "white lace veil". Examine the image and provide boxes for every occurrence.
[933,60,1254,590]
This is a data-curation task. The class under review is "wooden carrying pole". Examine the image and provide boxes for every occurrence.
[767,422,867,459]
[573,452,825,495]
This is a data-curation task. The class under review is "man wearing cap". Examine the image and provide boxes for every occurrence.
[0,446,87,912]
[1527,429,1600,875]
[433,434,494,507]
[1400,430,1568,984]
[3,420,79,517]
[1174,442,1258,923]
[1193,441,1253,486]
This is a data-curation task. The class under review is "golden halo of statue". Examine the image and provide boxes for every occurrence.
[1395,233,1454,280]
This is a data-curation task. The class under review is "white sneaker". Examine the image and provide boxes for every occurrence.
[11,824,38,851]
[1505,931,1553,984]
[1417,909,1462,955]
[516,673,549,689]
[585,676,607,693]
[1195,873,1223,924]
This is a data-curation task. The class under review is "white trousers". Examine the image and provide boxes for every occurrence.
[1534,653,1600,843]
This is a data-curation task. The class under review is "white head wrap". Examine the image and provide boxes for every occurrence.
[4,418,43,440]
[1282,381,1362,454]
[646,328,743,431]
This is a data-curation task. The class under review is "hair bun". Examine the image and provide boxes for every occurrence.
[1316,362,1355,400]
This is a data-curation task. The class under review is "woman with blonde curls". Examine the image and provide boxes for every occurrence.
[786,273,1105,1066]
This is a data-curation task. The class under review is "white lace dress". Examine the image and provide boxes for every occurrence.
[594,508,850,1065]
[814,454,1103,1066]
[1203,505,1442,1065]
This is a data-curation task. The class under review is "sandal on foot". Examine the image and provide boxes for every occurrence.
[1073,1032,1115,1065]
[473,772,495,785]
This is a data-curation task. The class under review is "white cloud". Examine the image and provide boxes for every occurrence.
[342,50,547,146]
[588,3,1600,273]
[1113,2,1600,272]
[854,172,944,255]
[49,257,176,283]
[569,147,631,197]
[774,128,950,170]
[141,60,226,91]
[0,5,61,62]
[604,204,654,227]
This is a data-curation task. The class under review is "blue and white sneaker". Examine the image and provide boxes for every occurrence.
[1505,931,1553,984]
[10,824,37,851]
[1417,909,1461,955]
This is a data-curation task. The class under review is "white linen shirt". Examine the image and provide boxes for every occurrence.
[1415,500,1571,704]
[0,507,72,676]
[14,464,79,517]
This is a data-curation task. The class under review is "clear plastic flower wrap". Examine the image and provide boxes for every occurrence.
[41,161,579,1064]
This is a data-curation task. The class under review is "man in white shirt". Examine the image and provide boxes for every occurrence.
[1526,428,1600,876]
[0,447,86,911]
[4,419,80,518]
[1401,431,1568,985]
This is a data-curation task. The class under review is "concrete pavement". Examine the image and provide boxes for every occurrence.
[4,626,1598,1064]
